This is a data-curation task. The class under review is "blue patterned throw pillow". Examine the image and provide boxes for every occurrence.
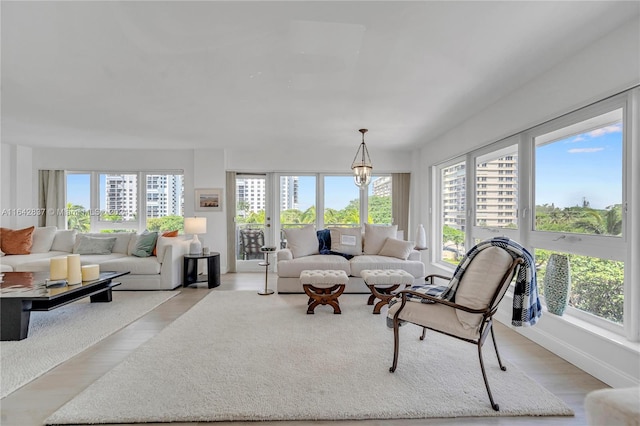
[316,229,331,254]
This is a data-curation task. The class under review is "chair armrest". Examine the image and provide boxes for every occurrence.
[396,289,488,315]
[425,274,452,284]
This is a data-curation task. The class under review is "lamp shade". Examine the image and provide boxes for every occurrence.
[184,217,207,235]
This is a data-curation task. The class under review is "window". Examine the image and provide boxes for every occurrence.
[438,159,466,265]
[368,175,392,225]
[532,104,625,329]
[279,175,316,229]
[432,91,631,335]
[65,173,91,232]
[65,171,184,233]
[324,176,361,226]
[534,109,623,236]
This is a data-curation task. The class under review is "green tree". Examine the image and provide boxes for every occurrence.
[368,195,392,224]
[146,215,184,232]
[66,202,90,232]
[442,225,464,260]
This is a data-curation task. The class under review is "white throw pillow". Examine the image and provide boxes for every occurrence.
[378,237,414,260]
[329,227,362,256]
[283,225,319,258]
[51,229,77,253]
[30,226,57,253]
[363,224,398,255]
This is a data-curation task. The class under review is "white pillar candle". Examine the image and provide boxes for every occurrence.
[67,254,82,285]
[81,264,100,281]
[49,256,68,280]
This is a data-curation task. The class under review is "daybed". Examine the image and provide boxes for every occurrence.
[276,224,425,293]
[0,226,190,290]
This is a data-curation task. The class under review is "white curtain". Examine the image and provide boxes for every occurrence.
[392,173,411,239]
[38,170,66,228]
[226,171,237,273]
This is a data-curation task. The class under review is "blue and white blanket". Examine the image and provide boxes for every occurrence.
[387,237,541,328]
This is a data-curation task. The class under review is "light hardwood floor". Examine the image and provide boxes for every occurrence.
[1,273,607,426]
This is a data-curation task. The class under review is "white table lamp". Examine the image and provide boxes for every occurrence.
[185,217,207,255]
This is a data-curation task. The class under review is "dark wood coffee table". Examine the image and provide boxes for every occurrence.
[0,271,129,341]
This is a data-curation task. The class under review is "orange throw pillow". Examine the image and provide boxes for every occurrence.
[0,226,35,255]
[153,230,179,256]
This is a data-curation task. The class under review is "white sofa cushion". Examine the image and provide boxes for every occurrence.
[51,230,77,252]
[31,226,57,253]
[363,224,397,255]
[2,252,65,271]
[349,255,424,278]
[329,227,362,256]
[99,256,161,275]
[455,246,513,329]
[283,225,319,258]
[277,254,350,278]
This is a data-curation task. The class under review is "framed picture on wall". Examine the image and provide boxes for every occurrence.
[195,188,223,212]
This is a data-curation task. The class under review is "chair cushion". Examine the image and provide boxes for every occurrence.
[363,224,397,255]
[455,246,514,329]
[388,298,480,340]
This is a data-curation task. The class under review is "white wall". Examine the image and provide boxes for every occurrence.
[415,19,640,388]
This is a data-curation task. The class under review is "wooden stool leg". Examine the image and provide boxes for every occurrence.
[303,284,345,314]
[368,284,402,314]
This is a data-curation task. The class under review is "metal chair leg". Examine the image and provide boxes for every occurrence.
[490,326,507,371]
[389,317,400,373]
[420,327,427,341]
[478,343,500,411]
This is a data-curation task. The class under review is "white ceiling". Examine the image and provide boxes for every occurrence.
[2,1,639,152]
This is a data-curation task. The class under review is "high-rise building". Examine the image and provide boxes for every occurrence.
[442,155,518,232]
[372,176,391,197]
[104,174,137,220]
[104,174,183,221]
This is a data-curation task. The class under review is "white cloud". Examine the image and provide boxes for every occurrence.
[587,123,622,138]
[568,147,604,153]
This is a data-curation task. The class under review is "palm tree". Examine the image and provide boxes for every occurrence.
[66,202,90,232]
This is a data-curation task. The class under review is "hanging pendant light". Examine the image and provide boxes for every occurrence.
[351,128,373,190]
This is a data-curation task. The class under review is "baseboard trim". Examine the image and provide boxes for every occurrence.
[495,295,639,388]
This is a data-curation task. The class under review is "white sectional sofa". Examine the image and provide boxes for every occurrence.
[276,224,426,293]
[0,227,190,290]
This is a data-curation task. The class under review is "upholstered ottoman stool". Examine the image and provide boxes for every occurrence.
[361,269,415,314]
[585,387,640,426]
[300,270,348,314]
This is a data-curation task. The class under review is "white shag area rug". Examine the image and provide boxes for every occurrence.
[1,290,178,398]
[46,291,573,424]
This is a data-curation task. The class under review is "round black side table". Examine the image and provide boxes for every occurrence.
[258,247,276,295]
[183,253,220,289]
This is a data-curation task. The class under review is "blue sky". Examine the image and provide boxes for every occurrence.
[535,122,622,209]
